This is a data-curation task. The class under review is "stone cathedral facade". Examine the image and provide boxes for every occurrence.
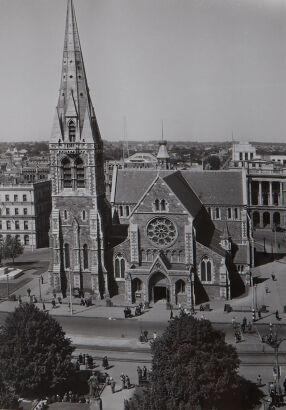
[48,0,111,298]
[49,0,253,305]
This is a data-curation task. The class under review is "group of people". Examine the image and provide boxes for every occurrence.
[120,373,132,390]
[80,297,92,307]
[139,330,149,343]
[76,353,94,370]
[269,382,284,407]
[137,366,151,385]
[124,302,146,318]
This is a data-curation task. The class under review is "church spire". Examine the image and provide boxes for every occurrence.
[52,0,101,144]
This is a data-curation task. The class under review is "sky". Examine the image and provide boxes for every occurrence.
[0,0,286,143]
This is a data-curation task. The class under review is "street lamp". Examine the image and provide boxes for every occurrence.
[6,273,9,300]
[38,276,42,301]
[261,323,286,393]
[67,268,73,316]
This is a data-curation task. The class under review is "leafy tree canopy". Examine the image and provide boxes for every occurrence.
[127,314,262,410]
[204,155,221,170]
[0,303,75,397]
[2,235,24,263]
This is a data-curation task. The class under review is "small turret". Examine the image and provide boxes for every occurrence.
[157,140,170,169]
[220,223,232,253]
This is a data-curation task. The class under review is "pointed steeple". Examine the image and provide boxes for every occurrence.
[51,0,101,144]
[157,140,170,169]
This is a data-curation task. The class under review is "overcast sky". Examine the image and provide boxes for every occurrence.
[0,0,286,143]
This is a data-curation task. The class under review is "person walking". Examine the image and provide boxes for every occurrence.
[102,356,109,369]
[256,374,262,386]
[142,366,147,379]
[27,287,31,297]
[125,375,131,389]
[110,377,116,394]
[275,310,280,320]
[170,309,174,319]
[137,366,142,385]
[120,373,125,390]
[143,329,148,342]
[153,331,157,340]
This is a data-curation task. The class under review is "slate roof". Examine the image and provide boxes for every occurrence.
[113,169,243,206]
[113,169,170,204]
[182,170,243,205]
[233,245,250,264]
[163,172,202,218]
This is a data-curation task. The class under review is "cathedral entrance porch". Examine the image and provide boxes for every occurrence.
[148,271,170,303]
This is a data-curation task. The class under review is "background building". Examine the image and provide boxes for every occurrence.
[0,181,51,249]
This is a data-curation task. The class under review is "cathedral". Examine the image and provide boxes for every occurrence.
[49,0,253,306]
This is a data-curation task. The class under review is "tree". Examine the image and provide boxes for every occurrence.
[0,374,19,409]
[127,314,262,410]
[204,155,221,170]
[0,303,75,396]
[3,236,24,263]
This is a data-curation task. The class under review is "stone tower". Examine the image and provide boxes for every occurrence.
[48,0,111,298]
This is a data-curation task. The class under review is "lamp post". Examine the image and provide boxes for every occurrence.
[6,273,9,300]
[261,323,286,397]
[38,276,42,301]
[67,268,73,316]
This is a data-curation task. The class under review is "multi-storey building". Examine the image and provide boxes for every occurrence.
[0,181,51,249]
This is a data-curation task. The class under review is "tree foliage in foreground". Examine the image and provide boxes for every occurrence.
[0,303,75,396]
[126,314,263,410]
[0,373,19,409]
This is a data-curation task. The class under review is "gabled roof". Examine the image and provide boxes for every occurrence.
[182,170,243,205]
[113,169,244,206]
[163,172,202,218]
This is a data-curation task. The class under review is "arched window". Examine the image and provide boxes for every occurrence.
[154,199,160,211]
[115,258,120,278]
[83,244,88,269]
[82,210,86,221]
[75,157,85,188]
[64,243,70,268]
[161,199,166,211]
[146,249,153,262]
[175,279,186,294]
[178,250,184,263]
[133,278,142,292]
[120,259,125,278]
[200,257,212,283]
[114,253,125,278]
[64,210,68,220]
[62,157,72,188]
[68,120,76,142]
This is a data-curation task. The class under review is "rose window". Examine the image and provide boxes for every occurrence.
[146,217,177,247]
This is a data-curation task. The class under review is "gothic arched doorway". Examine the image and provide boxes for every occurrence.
[148,271,170,303]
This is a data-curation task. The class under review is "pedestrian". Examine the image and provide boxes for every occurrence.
[276,310,280,320]
[170,309,174,319]
[256,374,262,386]
[57,296,62,304]
[27,287,31,297]
[283,378,286,394]
[42,302,46,311]
[102,356,109,369]
[258,310,261,319]
[271,273,276,281]
[52,299,56,309]
[265,285,269,294]
[142,366,147,379]
[40,275,44,284]
[137,366,142,385]
[143,329,148,342]
[242,316,247,333]
[125,375,131,389]
[231,317,236,326]
[110,377,116,394]
[153,331,157,340]
[120,373,125,390]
